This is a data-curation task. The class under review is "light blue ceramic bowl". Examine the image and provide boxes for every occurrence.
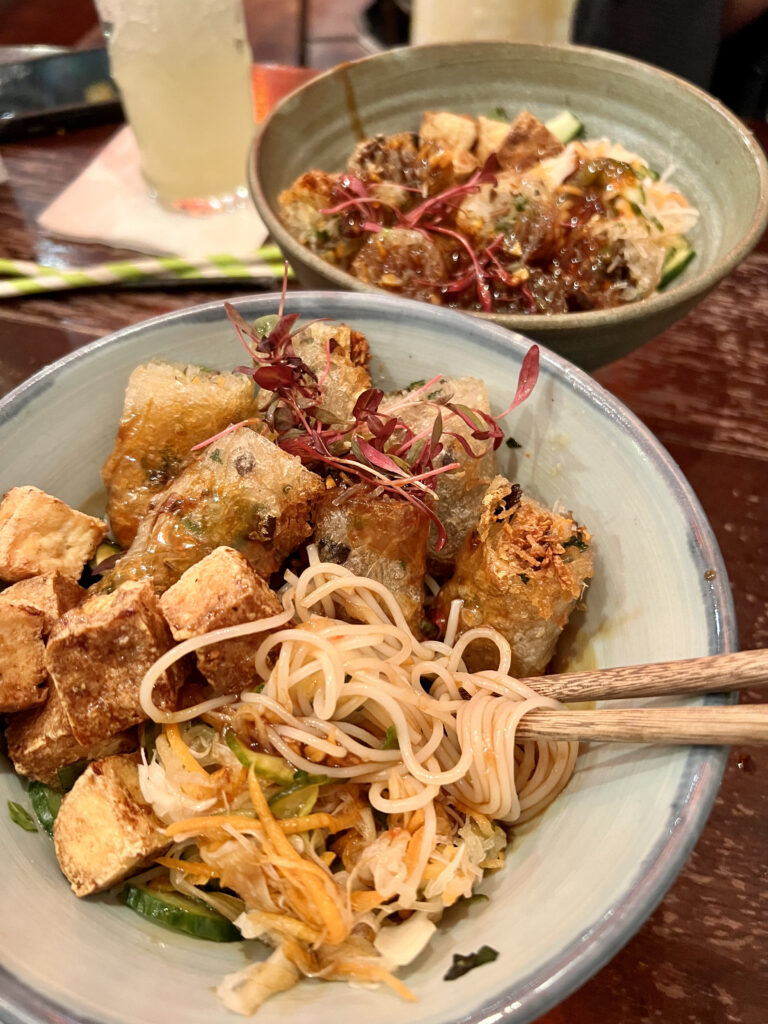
[0,293,735,1024]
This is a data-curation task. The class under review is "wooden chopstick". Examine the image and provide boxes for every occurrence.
[520,649,768,702]
[516,705,768,745]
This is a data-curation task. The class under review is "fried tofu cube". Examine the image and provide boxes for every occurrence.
[420,110,478,176]
[0,602,46,713]
[387,377,497,573]
[5,687,136,784]
[53,754,169,897]
[314,487,429,633]
[160,546,283,694]
[0,486,107,583]
[496,110,564,174]
[257,321,371,426]
[476,114,512,165]
[435,477,594,675]
[0,571,85,634]
[99,429,325,594]
[45,580,186,745]
[102,360,259,548]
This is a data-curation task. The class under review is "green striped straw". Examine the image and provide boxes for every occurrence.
[0,244,289,298]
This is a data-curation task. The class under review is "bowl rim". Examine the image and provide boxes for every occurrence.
[0,291,737,1024]
[250,40,768,333]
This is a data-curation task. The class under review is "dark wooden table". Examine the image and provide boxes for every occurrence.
[0,63,766,1024]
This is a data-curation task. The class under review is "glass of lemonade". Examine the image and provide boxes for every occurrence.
[95,0,255,213]
[410,0,574,45]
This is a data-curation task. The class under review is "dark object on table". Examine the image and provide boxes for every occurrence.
[573,1,768,118]
[0,48,124,141]
[358,0,409,52]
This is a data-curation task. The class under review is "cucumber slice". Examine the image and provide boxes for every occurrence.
[269,783,320,819]
[545,110,584,144]
[28,782,62,837]
[224,729,294,784]
[120,883,241,942]
[659,237,695,289]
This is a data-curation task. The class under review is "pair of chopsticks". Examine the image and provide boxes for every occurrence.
[0,245,289,298]
[515,649,768,745]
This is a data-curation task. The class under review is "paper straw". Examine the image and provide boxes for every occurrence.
[0,245,289,298]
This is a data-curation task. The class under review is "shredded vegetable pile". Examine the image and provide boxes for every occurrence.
[137,552,577,1014]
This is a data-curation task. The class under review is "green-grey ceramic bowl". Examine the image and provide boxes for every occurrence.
[249,41,768,369]
[0,291,735,1024]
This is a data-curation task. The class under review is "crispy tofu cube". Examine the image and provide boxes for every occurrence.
[0,486,107,583]
[99,429,325,593]
[435,477,594,675]
[0,571,85,634]
[476,114,512,165]
[257,321,371,425]
[45,581,186,745]
[387,377,496,572]
[314,488,429,633]
[419,110,478,176]
[102,360,259,548]
[496,110,564,173]
[5,687,136,784]
[160,546,283,694]
[53,754,169,897]
[0,602,46,713]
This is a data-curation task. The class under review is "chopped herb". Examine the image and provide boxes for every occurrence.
[463,892,490,905]
[28,782,62,837]
[180,516,203,535]
[427,390,442,400]
[489,106,509,121]
[8,801,37,832]
[383,725,399,750]
[514,197,528,212]
[209,448,222,464]
[519,573,530,585]
[254,682,266,693]
[407,379,426,390]
[397,559,407,571]
[314,228,330,245]
[563,535,588,551]
[58,760,88,791]
[444,945,499,980]
[505,437,522,449]
[420,618,439,640]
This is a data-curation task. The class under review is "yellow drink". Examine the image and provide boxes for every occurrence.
[97,0,255,211]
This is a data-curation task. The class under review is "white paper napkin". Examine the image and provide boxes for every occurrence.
[38,126,268,260]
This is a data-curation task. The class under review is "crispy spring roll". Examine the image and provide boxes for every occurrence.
[435,476,594,675]
[387,377,497,575]
[102,361,259,548]
[313,486,429,633]
[98,428,324,594]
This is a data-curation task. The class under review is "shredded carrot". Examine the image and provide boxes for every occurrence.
[350,890,385,912]
[329,961,416,1002]
[155,856,218,881]
[165,723,207,775]
[247,768,349,946]
[165,810,357,840]
[404,826,425,877]
[242,910,323,944]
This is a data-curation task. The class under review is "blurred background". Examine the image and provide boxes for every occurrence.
[1,0,767,114]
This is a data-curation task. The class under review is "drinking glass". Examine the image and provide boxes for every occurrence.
[95,0,255,213]
[410,0,574,45]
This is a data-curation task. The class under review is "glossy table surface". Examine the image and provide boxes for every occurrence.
[0,62,766,1024]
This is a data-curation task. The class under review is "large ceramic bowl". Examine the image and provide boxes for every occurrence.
[0,293,734,1024]
[249,42,768,369]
